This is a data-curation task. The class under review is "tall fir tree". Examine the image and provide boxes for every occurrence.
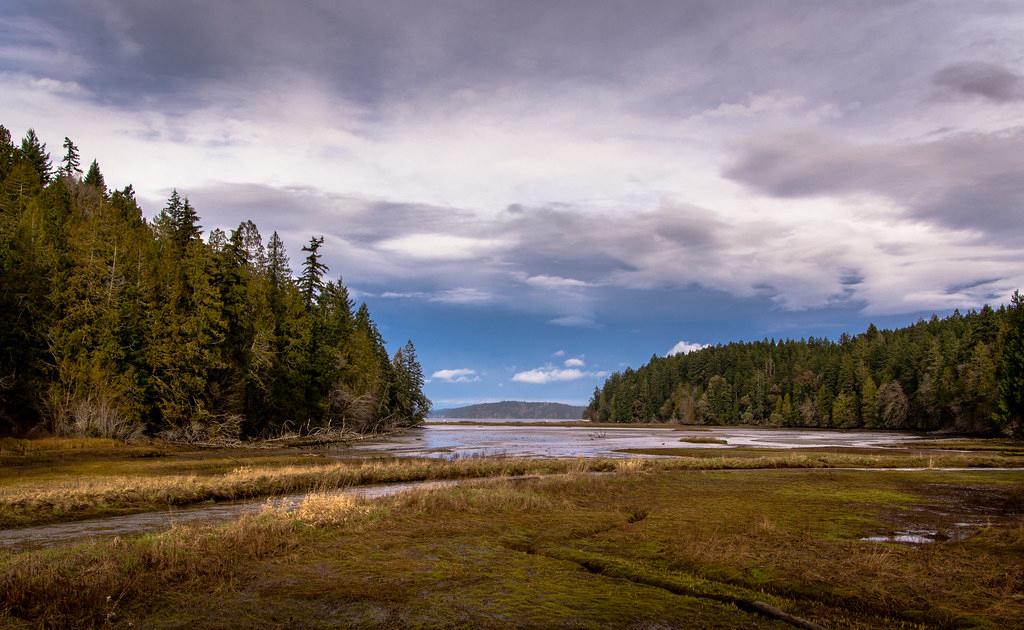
[19,129,51,185]
[298,235,327,308]
[997,291,1024,437]
[83,159,105,191]
[0,120,430,437]
[0,125,16,183]
[59,137,82,179]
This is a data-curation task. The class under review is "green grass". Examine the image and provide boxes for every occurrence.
[2,468,1022,628]
[2,436,1021,529]
[679,436,729,444]
[895,439,1024,455]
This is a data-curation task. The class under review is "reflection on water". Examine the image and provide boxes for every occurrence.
[342,423,933,459]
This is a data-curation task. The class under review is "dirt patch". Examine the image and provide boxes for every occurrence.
[863,482,1024,544]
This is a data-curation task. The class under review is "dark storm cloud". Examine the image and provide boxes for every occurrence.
[0,0,982,113]
[184,183,482,236]
[724,128,1024,239]
[178,182,743,310]
[4,0,1022,320]
[932,62,1024,102]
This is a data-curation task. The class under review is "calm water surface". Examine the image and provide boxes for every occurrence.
[342,422,934,459]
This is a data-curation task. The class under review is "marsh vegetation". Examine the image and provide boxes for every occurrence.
[1,463,1022,628]
[0,433,1021,627]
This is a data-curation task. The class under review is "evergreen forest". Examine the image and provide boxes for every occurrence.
[587,295,1024,437]
[0,125,429,439]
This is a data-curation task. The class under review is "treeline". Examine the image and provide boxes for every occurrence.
[587,298,1024,437]
[0,125,429,439]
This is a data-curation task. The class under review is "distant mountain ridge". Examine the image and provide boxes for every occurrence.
[432,401,586,419]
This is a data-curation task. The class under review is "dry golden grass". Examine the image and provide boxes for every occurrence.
[0,513,301,627]
[0,456,600,527]
[1,469,1022,628]
[287,492,373,526]
[2,448,1018,528]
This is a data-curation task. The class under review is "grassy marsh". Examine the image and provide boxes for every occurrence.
[679,436,730,444]
[1,468,1021,628]
[2,437,1021,529]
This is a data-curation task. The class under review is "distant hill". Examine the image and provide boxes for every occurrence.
[432,401,587,420]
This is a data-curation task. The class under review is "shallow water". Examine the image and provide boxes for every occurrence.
[342,423,937,459]
[861,517,1000,544]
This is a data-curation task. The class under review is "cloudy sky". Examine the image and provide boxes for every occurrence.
[3,1,1023,407]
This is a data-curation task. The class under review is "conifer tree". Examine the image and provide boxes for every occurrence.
[392,340,429,424]
[176,197,201,248]
[860,373,878,427]
[267,231,291,288]
[0,125,16,183]
[298,235,327,308]
[83,159,105,191]
[997,291,1024,437]
[59,137,82,179]
[831,392,858,428]
[0,120,430,438]
[19,129,51,185]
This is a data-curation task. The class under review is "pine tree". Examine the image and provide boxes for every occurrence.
[267,231,291,288]
[860,373,878,427]
[392,340,429,424]
[84,160,105,191]
[705,375,732,424]
[47,183,143,436]
[831,392,858,428]
[176,197,201,247]
[0,125,16,183]
[997,291,1024,437]
[962,342,997,434]
[0,122,430,438]
[298,236,327,308]
[152,190,182,243]
[815,384,833,427]
[19,129,51,185]
[59,137,82,179]
[153,190,201,251]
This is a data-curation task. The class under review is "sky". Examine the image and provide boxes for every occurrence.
[2,1,1023,407]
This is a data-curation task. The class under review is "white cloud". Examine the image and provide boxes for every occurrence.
[667,340,709,356]
[431,368,480,383]
[2,4,1021,322]
[378,290,427,299]
[549,315,598,328]
[375,233,511,261]
[563,357,585,367]
[430,287,493,304]
[523,274,594,289]
[552,350,565,357]
[373,288,493,305]
[512,365,608,384]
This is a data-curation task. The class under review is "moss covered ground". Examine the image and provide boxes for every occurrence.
[1,466,1022,628]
